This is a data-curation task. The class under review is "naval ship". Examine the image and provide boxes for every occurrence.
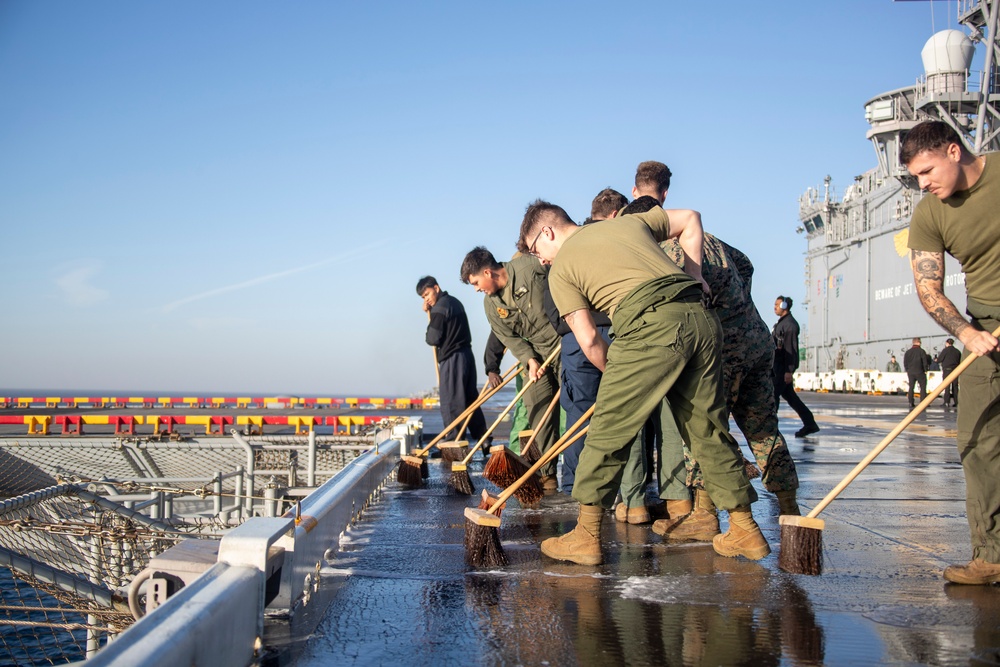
[797,0,999,381]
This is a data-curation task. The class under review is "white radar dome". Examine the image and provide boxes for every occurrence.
[921,29,974,75]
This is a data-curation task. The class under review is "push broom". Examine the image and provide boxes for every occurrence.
[779,326,1000,575]
[484,388,560,489]
[396,362,520,487]
[464,405,595,568]
[449,344,561,496]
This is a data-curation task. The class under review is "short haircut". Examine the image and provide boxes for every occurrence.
[415,276,438,295]
[912,337,922,345]
[460,247,502,284]
[777,295,793,309]
[900,121,966,165]
[516,199,573,254]
[590,188,628,220]
[635,160,672,193]
[621,195,659,216]
[946,338,955,344]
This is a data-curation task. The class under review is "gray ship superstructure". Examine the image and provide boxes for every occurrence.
[798,0,999,380]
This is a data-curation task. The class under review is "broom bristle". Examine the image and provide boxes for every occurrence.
[517,430,534,457]
[397,456,424,488]
[512,476,543,506]
[778,515,825,575]
[439,440,469,462]
[448,463,475,495]
[744,456,761,480]
[421,456,429,479]
[483,446,532,489]
[521,440,542,465]
[464,507,508,568]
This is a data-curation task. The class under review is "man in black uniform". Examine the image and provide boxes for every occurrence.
[773,296,819,437]
[417,276,488,442]
[903,337,931,409]
[936,338,961,407]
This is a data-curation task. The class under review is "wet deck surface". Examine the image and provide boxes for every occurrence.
[286,393,1000,667]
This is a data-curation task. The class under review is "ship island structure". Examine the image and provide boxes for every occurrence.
[795,0,1000,395]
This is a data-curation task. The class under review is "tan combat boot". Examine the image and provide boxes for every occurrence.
[943,558,1000,585]
[713,506,770,560]
[541,504,603,565]
[666,498,693,518]
[539,475,559,493]
[644,498,691,521]
[776,490,800,516]
[652,489,719,542]
[614,502,652,524]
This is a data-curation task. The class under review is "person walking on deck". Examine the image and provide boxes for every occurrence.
[772,296,819,437]
[903,337,931,409]
[936,338,961,407]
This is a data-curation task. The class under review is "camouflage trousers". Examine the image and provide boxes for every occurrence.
[662,331,799,494]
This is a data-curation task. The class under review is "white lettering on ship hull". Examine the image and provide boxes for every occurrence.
[874,272,964,301]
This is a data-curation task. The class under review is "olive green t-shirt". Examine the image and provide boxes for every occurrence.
[549,206,685,318]
[908,153,1000,306]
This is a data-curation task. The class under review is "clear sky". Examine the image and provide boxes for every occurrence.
[0,1,970,396]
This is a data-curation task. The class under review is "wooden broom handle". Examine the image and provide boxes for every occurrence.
[415,361,521,456]
[519,388,562,454]
[457,342,563,465]
[807,323,1000,519]
[487,404,595,514]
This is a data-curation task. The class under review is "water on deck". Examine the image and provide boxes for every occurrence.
[277,393,1000,666]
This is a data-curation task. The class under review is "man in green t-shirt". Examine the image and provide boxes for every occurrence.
[903,120,1000,585]
[517,199,767,565]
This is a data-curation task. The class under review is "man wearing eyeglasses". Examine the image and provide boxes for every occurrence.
[460,247,561,489]
[518,199,766,566]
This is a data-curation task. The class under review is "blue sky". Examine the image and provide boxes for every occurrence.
[0,1,969,395]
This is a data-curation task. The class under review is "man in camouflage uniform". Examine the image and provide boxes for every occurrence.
[461,246,561,484]
[624,176,799,542]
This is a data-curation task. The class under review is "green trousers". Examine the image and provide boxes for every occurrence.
[509,375,527,453]
[958,315,1000,563]
[619,429,649,507]
[572,278,756,510]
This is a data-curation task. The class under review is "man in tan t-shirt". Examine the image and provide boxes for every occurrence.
[517,199,768,565]
[904,120,1000,585]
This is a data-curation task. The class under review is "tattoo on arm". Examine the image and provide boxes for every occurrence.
[910,250,970,338]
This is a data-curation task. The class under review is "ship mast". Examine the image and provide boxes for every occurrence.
[969,0,1000,152]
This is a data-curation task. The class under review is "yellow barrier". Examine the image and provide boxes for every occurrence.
[24,415,51,435]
